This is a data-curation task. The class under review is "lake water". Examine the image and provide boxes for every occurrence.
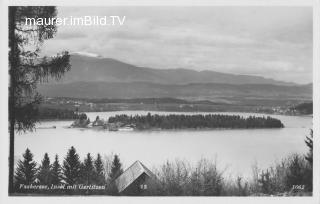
[15,111,312,178]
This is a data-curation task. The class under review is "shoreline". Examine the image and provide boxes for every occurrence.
[38,110,313,122]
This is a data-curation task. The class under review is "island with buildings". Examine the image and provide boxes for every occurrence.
[70,113,284,131]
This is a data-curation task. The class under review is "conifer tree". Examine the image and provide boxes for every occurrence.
[107,155,123,195]
[51,154,62,185]
[14,149,38,189]
[62,146,81,185]
[8,6,71,192]
[37,153,52,185]
[109,154,123,181]
[80,153,95,185]
[94,153,105,185]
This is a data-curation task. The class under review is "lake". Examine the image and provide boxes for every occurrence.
[15,111,312,178]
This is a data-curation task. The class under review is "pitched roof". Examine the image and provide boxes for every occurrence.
[114,160,155,193]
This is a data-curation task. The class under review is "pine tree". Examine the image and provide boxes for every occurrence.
[94,154,105,185]
[63,146,81,185]
[51,155,62,185]
[14,149,38,190]
[37,153,52,185]
[107,155,123,195]
[109,155,123,181]
[8,7,71,192]
[80,153,95,185]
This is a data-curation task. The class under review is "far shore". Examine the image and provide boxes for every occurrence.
[38,109,313,121]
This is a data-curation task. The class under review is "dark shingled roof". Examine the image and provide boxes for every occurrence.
[114,160,155,193]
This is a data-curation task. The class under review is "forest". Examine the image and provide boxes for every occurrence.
[13,130,313,196]
[108,113,284,129]
[38,107,79,120]
[290,102,313,115]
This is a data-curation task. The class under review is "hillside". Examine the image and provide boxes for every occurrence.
[53,54,297,86]
[38,54,312,102]
[38,81,312,101]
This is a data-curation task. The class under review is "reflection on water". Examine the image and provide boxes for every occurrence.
[15,111,312,177]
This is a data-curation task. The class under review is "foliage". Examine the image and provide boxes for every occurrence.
[71,113,90,127]
[38,107,79,120]
[94,154,106,185]
[258,170,276,194]
[107,155,123,195]
[37,153,52,185]
[79,113,88,121]
[108,113,284,129]
[155,159,224,196]
[14,148,38,192]
[290,102,313,115]
[251,154,312,195]
[80,153,95,184]
[108,155,123,181]
[62,146,81,185]
[9,6,71,132]
[235,176,249,196]
[51,155,63,185]
[79,153,95,194]
[305,129,313,165]
[8,6,71,193]
[285,154,312,192]
[13,144,313,196]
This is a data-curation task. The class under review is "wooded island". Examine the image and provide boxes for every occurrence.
[106,113,284,130]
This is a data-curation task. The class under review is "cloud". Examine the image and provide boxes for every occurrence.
[71,51,102,58]
[41,6,313,84]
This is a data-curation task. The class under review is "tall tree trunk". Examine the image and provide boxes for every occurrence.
[8,6,17,194]
[8,122,14,194]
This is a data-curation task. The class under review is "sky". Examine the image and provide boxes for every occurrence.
[42,6,313,84]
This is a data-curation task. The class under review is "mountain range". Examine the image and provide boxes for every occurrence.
[53,54,297,85]
[38,54,312,100]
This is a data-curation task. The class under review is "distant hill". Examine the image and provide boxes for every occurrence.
[38,53,312,101]
[53,54,297,86]
[290,102,313,114]
[38,81,312,100]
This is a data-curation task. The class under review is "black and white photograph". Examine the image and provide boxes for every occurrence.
[1,0,320,203]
